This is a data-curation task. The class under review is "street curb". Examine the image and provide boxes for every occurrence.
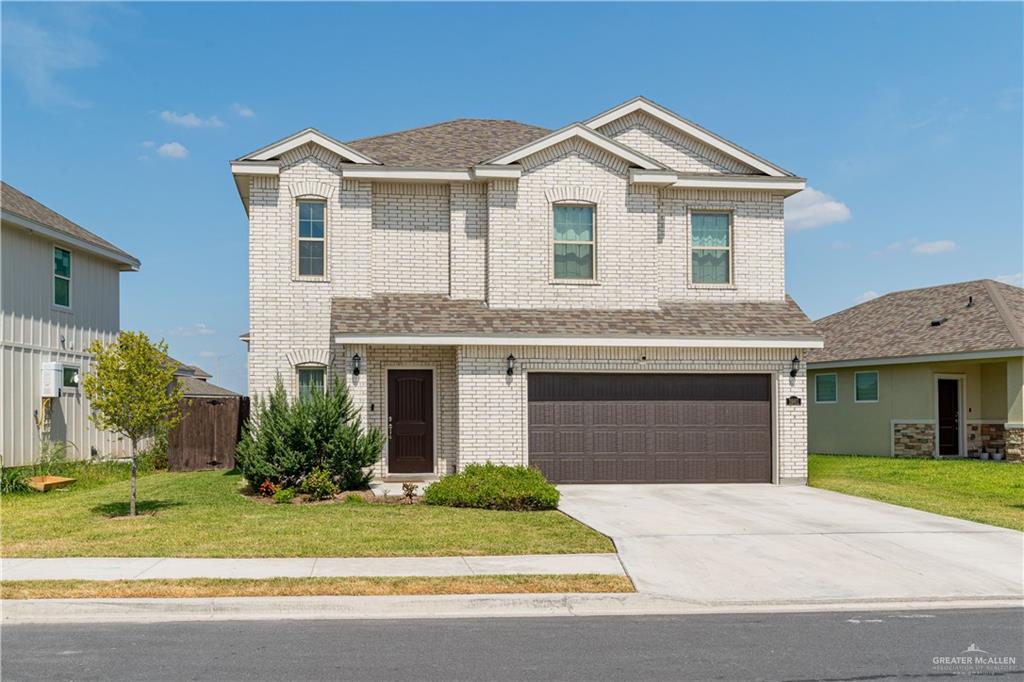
[3,593,1021,625]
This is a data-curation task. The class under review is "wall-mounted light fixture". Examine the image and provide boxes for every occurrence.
[790,356,800,378]
[506,354,516,376]
[352,353,361,376]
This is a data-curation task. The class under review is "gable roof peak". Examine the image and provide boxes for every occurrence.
[484,121,668,170]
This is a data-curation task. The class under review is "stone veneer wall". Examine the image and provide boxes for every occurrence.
[892,422,935,457]
[455,345,809,483]
[1006,427,1023,462]
[967,422,1006,456]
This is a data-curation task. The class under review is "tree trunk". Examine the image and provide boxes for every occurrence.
[130,438,138,516]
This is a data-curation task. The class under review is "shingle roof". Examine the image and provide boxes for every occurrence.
[332,295,819,341]
[807,280,1024,364]
[1,182,138,265]
[345,119,551,168]
[177,375,241,398]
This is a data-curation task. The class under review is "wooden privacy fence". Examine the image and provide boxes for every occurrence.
[167,396,249,471]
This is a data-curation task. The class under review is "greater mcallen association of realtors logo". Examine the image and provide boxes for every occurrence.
[932,643,1019,675]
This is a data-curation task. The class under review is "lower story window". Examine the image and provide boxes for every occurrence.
[63,366,80,390]
[855,371,879,402]
[297,367,325,401]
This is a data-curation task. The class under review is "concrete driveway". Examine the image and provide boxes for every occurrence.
[558,484,1024,605]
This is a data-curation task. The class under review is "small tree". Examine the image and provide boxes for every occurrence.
[83,331,183,516]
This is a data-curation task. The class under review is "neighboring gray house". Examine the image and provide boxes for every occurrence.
[1,182,140,467]
[231,97,820,485]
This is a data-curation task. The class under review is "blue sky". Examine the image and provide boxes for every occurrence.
[3,2,1022,393]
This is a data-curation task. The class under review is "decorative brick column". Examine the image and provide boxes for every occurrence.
[1006,427,1023,463]
[893,422,935,457]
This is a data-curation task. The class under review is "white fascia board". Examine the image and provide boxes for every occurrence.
[472,165,523,179]
[341,167,473,182]
[587,97,792,178]
[809,348,1024,370]
[242,128,380,165]
[230,160,280,176]
[1,210,140,271]
[334,334,824,349]
[485,123,666,170]
[671,174,806,194]
[629,169,678,186]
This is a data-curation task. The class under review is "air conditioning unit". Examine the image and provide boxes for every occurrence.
[41,362,62,398]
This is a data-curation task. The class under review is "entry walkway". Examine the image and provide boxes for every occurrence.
[0,554,624,582]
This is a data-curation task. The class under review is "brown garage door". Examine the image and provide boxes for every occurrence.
[528,373,771,484]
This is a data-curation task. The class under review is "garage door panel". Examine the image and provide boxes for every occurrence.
[528,373,771,484]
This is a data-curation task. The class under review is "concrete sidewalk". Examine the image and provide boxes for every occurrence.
[0,554,624,582]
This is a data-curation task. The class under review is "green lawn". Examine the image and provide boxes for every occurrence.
[1,470,612,558]
[808,454,1024,531]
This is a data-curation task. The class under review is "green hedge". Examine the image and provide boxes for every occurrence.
[423,463,559,511]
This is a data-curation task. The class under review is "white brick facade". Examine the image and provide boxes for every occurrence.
[243,103,808,484]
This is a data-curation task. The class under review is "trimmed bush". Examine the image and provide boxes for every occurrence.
[272,487,295,504]
[423,463,559,511]
[236,377,384,492]
[301,467,339,501]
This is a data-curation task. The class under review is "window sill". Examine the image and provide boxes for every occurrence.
[292,275,330,283]
[688,282,736,290]
[50,304,73,314]
[549,278,600,286]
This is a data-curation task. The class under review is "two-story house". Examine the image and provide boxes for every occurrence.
[1,182,140,466]
[232,97,821,485]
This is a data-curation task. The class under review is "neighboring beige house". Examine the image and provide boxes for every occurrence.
[231,96,821,485]
[807,280,1024,461]
[1,182,140,467]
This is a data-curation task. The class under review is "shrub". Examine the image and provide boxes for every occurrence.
[1,466,30,494]
[272,487,295,504]
[235,378,384,492]
[258,479,278,497]
[423,463,560,511]
[301,467,338,501]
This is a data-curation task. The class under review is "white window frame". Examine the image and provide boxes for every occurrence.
[296,364,326,401]
[53,245,72,310]
[62,364,81,392]
[814,373,838,404]
[688,209,734,287]
[295,199,327,281]
[551,201,597,283]
[854,370,880,404]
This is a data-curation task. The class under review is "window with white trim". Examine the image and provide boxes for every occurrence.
[553,204,595,280]
[297,366,325,401]
[815,374,837,403]
[690,212,731,284]
[54,246,72,307]
[297,201,325,277]
[855,371,879,402]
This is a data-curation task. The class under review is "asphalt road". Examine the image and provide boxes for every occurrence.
[3,608,1022,681]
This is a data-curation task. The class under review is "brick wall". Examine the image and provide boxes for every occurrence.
[371,183,450,294]
[486,139,661,310]
[449,183,488,299]
[455,345,808,482]
[597,111,754,175]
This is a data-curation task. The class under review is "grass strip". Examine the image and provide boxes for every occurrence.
[0,574,634,600]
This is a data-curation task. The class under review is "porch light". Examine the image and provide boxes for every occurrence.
[507,354,516,376]
[790,356,800,378]
[352,353,361,376]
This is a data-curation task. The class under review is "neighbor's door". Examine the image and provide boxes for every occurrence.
[937,378,960,456]
[387,370,434,474]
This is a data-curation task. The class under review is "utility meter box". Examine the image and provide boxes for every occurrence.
[41,361,62,398]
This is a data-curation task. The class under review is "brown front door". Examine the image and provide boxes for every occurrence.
[528,373,772,484]
[387,370,434,474]
[937,378,960,456]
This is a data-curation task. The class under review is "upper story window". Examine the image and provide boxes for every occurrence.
[297,366,325,401]
[854,371,879,403]
[297,201,325,277]
[53,246,72,308]
[553,204,595,280]
[691,212,731,285]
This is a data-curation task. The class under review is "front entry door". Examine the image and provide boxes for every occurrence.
[387,370,434,474]
[937,378,960,456]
